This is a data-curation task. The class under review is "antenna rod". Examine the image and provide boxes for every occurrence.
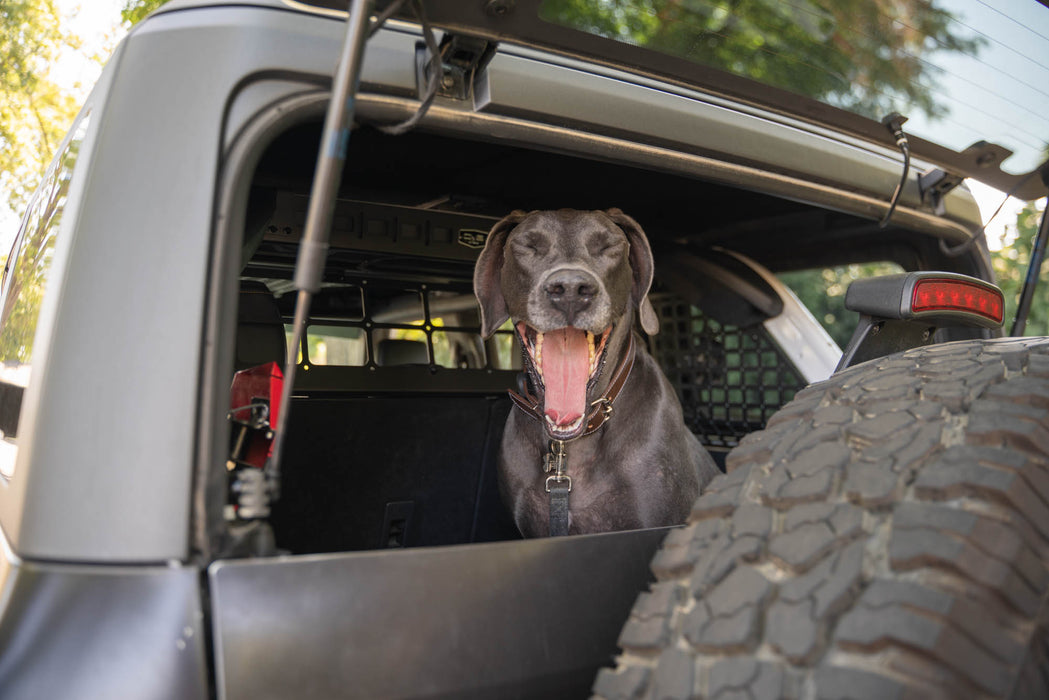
[1011,200,1049,336]
[268,0,375,498]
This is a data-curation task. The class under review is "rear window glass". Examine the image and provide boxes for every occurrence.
[539,0,1049,176]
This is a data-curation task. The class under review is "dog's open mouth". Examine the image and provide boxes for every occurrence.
[516,322,612,439]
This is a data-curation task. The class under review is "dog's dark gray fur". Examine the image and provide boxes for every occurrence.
[474,208,720,537]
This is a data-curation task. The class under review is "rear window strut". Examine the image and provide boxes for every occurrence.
[268,0,375,502]
[264,0,442,513]
[1012,166,1049,336]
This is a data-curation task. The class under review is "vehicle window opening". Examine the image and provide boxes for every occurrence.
[230,232,817,552]
[779,261,905,347]
[223,119,904,554]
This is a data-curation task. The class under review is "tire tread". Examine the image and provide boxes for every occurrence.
[593,339,1049,699]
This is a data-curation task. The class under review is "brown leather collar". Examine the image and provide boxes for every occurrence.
[508,333,637,439]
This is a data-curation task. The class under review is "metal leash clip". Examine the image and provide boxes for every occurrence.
[590,396,613,419]
[543,439,571,492]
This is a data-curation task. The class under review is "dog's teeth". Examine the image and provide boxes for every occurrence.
[546,413,584,433]
[535,332,543,374]
[587,332,595,374]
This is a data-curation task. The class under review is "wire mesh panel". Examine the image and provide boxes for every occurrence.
[649,295,805,448]
[279,278,518,372]
[260,272,803,434]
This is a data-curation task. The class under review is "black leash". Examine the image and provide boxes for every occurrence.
[549,484,571,537]
[544,440,570,536]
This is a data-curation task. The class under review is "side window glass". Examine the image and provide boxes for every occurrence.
[0,114,90,478]
[778,262,903,347]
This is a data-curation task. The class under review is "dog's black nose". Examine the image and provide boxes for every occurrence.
[544,269,598,322]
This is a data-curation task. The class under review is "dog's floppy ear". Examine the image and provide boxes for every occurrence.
[604,208,659,336]
[474,210,529,338]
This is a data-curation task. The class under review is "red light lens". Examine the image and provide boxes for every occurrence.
[911,278,1004,324]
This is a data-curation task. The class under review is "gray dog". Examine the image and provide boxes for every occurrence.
[474,208,719,537]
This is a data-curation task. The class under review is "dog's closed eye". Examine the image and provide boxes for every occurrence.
[588,238,627,258]
[511,235,548,257]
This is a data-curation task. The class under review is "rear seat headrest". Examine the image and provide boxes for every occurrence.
[236,281,287,371]
[376,339,428,366]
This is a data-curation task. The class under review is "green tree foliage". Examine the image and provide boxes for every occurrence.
[540,0,983,119]
[779,262,903,347]
[0,0,81,215]
[121,0,168,27]
[0,119,86,364]
[994,200,1049,336]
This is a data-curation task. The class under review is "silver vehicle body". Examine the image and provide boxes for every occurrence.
[0,1,995,697]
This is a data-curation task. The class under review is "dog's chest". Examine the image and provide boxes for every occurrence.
[504,445,647,535]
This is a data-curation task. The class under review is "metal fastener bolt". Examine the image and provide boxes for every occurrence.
[485,0,514,17]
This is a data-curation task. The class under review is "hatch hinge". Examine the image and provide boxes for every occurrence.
[919,169,964,216]
[420,34,496,104]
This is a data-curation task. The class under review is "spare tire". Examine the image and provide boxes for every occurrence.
[594,338,1049,700]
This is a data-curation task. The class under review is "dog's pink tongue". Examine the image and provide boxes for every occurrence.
[542,327,589,427]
